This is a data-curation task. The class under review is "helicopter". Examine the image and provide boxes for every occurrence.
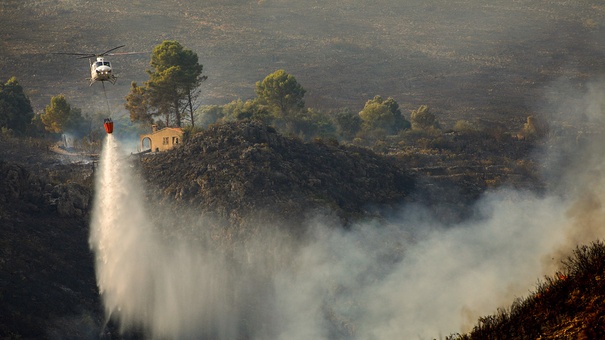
[54,45,142,86]
[54,45,145,134]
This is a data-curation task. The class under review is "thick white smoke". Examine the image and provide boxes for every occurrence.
[90,106,605,339]
[270,193,569,339]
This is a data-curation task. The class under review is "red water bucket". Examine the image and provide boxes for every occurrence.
[104,121,114,134]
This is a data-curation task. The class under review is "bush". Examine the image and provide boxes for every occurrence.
[182,125,205,143]
[410,105,440,131]
[358,95,410,135]
[453,120,478,133]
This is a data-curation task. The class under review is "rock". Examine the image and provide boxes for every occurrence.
[56,183,90,217]
[0,159,92,219]
[140,120,415,230]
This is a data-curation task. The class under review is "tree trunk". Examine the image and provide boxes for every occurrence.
[174,98,181,127]
[187,91,195,127]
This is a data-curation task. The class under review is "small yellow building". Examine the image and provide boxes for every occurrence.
[140,125,183,152]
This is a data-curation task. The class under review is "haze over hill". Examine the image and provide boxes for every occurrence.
[1,0,604,128]
[4,1,605,338]
[86,117,605,339]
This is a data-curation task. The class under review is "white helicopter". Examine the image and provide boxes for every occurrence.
[55,45,142,86]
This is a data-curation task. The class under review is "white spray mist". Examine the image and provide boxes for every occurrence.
[89,135,242,339]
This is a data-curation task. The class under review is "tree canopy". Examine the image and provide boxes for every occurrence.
[255,69,306,118]
[410,105,439,131]
[332,108,362,140]
[124,81,153,125]
[358,95,410,135]
[222,99,273,124]
[0,77,34,134]
[40,95,84,134]
[140,40,206,127]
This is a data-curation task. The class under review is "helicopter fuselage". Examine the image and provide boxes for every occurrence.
[89,57,116,85]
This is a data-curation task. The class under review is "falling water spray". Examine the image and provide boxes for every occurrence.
[89,134,154,333]
[89,135,241,339]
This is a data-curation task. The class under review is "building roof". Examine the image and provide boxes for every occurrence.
[140,127,183,138]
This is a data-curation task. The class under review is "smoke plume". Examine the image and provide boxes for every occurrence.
[89,110,605,339]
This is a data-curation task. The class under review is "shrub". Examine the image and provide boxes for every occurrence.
[358,95,410,135]
[453,120,478,133]
[410,105,440,131]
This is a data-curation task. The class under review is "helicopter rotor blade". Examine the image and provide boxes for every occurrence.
[53,45,143,60]
[52,52,96,59]
[106,51,149,56]
[98,45,126,56]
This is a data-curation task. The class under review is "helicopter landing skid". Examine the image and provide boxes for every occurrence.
[89,76,117,86]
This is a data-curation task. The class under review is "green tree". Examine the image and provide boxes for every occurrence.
[196,105,224,127]
[284,108,336,140]
[222,99,274,124]
[222,99,247,121]
[146,40,206,127]
[124,81,153,125]
[0,77,34,134]
[255,69,306,118]
[30,113,46,136]
[358,95,410,135]
[40,95,84,133]
[332,108,361,140]
[82,111,107,145]
[410,105,439,131]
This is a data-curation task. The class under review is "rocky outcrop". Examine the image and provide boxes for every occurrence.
[54,182,90,217]
[140,120,415,228]
[0,160,92,218]
[0,141,102,338]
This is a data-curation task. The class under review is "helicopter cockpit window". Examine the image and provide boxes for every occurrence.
[103,62,110,66]
[96,61,103,67]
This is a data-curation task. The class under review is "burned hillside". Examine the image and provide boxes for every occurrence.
[459,241,605,339]
[0,139,102,338]
[140,120,415,229]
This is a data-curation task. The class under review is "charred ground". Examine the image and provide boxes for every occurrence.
[0,118,602,338]
[139,120,415,231]
[0,138,103,338]
[1,0,604,130]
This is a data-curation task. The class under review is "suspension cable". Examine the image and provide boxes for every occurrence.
[102,81,112,118]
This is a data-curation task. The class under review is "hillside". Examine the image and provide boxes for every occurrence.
[2,121,605,338]
[1,122,420,337]
[140,120,415,230]
[1,0,604,129]
[0,138,105,338]
[458,241,605,339]
[3,1,605,337]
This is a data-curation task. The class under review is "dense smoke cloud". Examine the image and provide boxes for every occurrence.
[536,77,605,275]
[278,192,569,338]
[89,114,605,339]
